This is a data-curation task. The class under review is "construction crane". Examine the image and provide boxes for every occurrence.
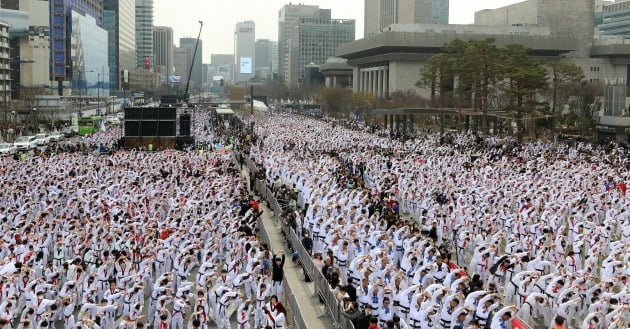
[183,20,204,103]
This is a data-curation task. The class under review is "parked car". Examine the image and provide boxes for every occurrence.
[34,133,51,146]
[0,142,17,155]
[49,132,65,142]
[61,126,76,137]
[14,136,37,151]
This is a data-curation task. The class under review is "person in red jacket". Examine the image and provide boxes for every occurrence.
[367,316,380,329]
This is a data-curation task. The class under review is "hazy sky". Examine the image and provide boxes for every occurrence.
[153,0,524,63]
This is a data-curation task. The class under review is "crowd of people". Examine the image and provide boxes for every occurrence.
[248,113,629,329]
[0,111,290,329]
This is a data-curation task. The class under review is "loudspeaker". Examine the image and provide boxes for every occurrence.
[124,107,177,137]
[124,107,177,120]
[142,108,159,120]
[124,121,140,136]
[159,108,176,120]
[179,114,191,136]
[158,121,176,136]
[140,121,158,136]
[124,108,141,120]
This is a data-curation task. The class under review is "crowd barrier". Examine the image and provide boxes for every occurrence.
[248,171,355,329]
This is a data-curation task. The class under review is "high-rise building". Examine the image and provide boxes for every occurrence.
[153,26,173,80]
[202,63,209,86]
[599,0,630,39]
[255,39,272,80]
[49,0,106,94]
[364,0,449,37]
[210,54,234,82]
[180,37,202,90]
[1,0,51,98]
[69,10,109,96]
[104,0,136,90]
[278,4,322,84]
[288,17,355,86]
[135,0,153,69]
[271,41,279,79]
[173,46,188,83]
[211,54,234,66]
[234,20,255,84]
[0,21,10,103]
[595,0,613,27]
[255,39,272,69]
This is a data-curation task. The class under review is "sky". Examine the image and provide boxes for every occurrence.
[153,0,524,64]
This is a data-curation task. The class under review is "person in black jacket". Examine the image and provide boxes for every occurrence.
[355,306,374,329]
[271,251,285,301]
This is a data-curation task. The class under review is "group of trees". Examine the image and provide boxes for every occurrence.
[417,38,598,139]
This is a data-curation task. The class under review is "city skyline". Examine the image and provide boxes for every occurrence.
[154,0,523,63]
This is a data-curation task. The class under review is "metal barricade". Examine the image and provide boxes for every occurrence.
[262,183,356,329]
[257,217,272,250]
[282,276,310,329]
[255,179,267,199]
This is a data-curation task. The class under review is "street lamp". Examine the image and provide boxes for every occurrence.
[32,107,37,134]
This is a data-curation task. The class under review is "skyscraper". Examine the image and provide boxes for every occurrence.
[180,37,203,89]
[153,26,173,80]
[234,21,255,84]
[278,4,322,84]
[364,0,449,37]
[0,22,10,102]
[173,46,188,83]
[211,54,234,82]
[255,39,272,80]
[271,41,279,79]
[49,0,106,94]
[288,16,355,86]
[104,0,136,90]
[135,0,154,68]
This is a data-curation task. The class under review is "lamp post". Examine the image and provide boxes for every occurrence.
[32,107,37,134]
[97,72,100,116]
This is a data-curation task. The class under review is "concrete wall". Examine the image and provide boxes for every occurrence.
[19,0,48,26]
[364,0,380,37]
[19,36,50,88]
[474,0,539,26]
[398,0,415,26]
[538,0,595,57]
[389,60,428,98]
[570,57,628,84]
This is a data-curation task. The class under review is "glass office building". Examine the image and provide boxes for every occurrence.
[135,0,154,68]
[70,10,109,96]
[599,0,630,39]
[289,17,355,86]
[103,0,136,90]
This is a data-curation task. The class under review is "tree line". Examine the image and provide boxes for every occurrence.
[417,38,600,139]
